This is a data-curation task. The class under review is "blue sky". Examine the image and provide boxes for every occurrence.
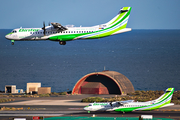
[0,0,180,29]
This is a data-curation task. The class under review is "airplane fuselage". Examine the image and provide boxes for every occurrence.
[5,7,132,45]
[84,88,174,113]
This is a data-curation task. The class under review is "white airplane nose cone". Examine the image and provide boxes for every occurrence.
[5,35,8,39]
[5,35,11,39]
[83,107,88,111]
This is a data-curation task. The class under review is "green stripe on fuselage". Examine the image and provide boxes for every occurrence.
[48,7,131,41]
[88,9,131,38]
[49,32,92,41]
[115,106,141,112]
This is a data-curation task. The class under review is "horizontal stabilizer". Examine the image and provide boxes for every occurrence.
[160,103,174,108]
[119,100,134,104]
[111,28,132,35]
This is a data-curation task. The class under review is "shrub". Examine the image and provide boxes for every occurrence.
[81,97,104,102]
[81,90,180,105]
[39,94,50,97]
[52,92,59,95]
[59,92,67,95]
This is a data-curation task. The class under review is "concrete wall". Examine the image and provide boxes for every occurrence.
[27,83,41,93]
[38,87,51,94]
[5,85,16,93]
[16,89,23,93]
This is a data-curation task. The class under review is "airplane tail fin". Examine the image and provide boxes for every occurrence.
[105,7,132,29]
[138,88,174,111]
[153,88,174,105]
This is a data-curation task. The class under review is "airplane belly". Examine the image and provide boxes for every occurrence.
[49,35,76,41]
[115,107,138,112]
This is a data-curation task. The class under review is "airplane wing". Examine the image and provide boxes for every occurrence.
[51,22,68,31]
[118,100,134,104]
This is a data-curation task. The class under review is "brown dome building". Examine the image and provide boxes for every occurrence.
[72,71,134,95]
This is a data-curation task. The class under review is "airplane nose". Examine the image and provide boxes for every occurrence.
[5,35,9,39]
[83,107,88,111]
[5,34,11,40]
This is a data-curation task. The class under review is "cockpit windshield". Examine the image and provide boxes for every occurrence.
[11,30,17,33]
[88,104,92,106]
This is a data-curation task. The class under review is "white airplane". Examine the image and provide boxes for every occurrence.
[84,88,174,113]
[5,7,132,45]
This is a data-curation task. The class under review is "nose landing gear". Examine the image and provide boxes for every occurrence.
[11,40,15,45]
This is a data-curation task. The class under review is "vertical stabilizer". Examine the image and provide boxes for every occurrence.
[137,88,174,111]
[105,7,132,29]
[154,88,174,103]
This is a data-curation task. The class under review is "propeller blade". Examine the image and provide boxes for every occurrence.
[42,21,46,36]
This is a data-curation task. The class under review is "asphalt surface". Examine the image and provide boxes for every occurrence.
[0,95,180,120]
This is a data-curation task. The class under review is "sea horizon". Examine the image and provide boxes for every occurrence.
[0,29,180,92]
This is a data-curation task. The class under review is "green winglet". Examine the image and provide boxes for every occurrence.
[11,40,15,42]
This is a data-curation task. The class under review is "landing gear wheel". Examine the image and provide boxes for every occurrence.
[59,41,66,45]
[11,40,15,45]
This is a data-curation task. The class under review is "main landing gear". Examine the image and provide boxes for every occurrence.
[59,41,66,45]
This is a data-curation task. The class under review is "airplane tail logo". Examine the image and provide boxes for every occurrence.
[105,7,132,29]
[154,88,174,104]
[137,88,174,111]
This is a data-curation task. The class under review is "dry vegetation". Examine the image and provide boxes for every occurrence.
[0,106,23,111]
[81,90,180,105]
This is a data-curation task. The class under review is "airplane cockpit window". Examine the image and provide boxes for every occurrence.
[88,104,92,106]
[12,30,17,33]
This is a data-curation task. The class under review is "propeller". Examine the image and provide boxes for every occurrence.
[42,21,46,36]
[48,22,52,31]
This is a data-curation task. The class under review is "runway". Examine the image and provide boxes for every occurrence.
[0,104,180,119]
[0,96,180,120]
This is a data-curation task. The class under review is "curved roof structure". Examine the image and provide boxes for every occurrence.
[72,71,134,95]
